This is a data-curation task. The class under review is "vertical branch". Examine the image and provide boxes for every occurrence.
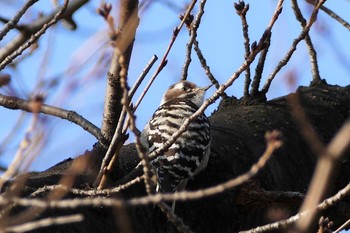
[95,0,139,188]
[250,33,271,97]
[181,0,206,81]
[234,1,251,98]
[181,13,194,81]
[291,0,321,82]
[100,0,139,144]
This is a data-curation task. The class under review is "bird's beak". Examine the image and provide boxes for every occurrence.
[202,84,213,91]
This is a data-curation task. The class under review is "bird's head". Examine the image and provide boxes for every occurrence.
[160,80,212,108]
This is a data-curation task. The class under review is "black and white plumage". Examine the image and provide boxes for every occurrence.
[141,80,211,193]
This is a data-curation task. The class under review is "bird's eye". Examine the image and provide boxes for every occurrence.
[182,86,190,92]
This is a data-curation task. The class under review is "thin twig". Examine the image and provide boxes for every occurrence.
[235,1,251,97]
[0,0,89,63]
[239,182,350,233]
[121,54,159,133]
[181,20,194,80]
[95,106,127,188]
[261,0,325,94]
[0,94,101,140]
[130,130,282,204]
[193,39,225,97]
[0,0,69,71]
[334,218,350,233]
[0,0,38,40]
[5,214,83,233]
[291,0,321,82]
[250,33,271,97]
[32,176,143,197]
[129,54,158,99]
[181,0,206,81]
[133,0,198,111]
[250,0,284,97]
[319,5,350,31]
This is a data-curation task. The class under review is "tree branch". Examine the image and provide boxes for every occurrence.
[0,0,38,41]
[100,0,139,144]
[0,94,100,140]
[262,0,325,94]
[5,214,83,233]
[240,182,350,233]
[0,0,89,68]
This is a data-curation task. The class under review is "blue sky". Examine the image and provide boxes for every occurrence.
[0,0,349,172]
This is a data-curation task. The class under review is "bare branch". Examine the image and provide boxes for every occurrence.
[5,214,83,233]
[320,5,350,31]
[334,218,350,233]
[239,183,350,233]
[0,93,100,139]
[291,0,321,82]
[235,1,252,97]
[0,94,100,139]
[32,176,143,197]
[94,0,140,188]
[129,54,158,100]
[0,0,38,40]
[181,0,205,81]
[250,33,271,97]
[248,0,283,97]
[262,0,325,94]
[100,0,139,144]
[0,0,79,71]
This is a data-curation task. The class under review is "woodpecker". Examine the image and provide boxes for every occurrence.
[141,80,212,194]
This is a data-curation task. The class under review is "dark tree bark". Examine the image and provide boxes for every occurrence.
[3,82,350,233]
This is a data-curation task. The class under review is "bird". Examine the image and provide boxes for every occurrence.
[141,80,212,199]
